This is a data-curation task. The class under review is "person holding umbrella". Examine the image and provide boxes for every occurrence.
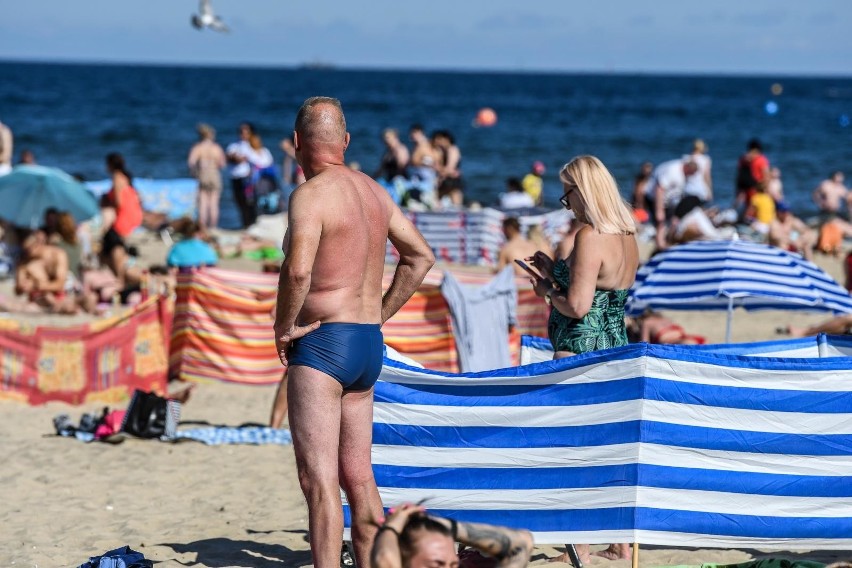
[525,154,639,564]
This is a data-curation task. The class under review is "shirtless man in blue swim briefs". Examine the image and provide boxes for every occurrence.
[274,96,435,568]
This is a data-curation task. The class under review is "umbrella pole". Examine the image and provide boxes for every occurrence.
[725,297,734,343]
[632,542,639,568]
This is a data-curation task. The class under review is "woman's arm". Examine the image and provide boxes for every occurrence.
[187,144,199,171]
[549,227,600,319]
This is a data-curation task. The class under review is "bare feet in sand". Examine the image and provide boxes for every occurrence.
[548,544,590,566]
[593,544,631,561]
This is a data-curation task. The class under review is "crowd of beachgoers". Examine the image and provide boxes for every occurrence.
[1,115,851,324]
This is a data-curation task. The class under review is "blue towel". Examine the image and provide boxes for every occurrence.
[77,545,152,568]
[174,426,292,445]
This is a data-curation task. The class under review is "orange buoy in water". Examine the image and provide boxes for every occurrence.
[475,107,497,127]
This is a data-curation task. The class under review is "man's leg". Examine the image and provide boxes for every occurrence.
[339,387,383,568]
[288,365,344,568]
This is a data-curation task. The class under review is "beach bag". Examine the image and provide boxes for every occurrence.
[121,389,180,439]
[77,545,152,568]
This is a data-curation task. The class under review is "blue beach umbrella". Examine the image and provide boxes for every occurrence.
[626,239,852,342]
[0,165,100,228]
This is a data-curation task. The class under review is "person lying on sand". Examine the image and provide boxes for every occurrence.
[626,311,705,345]
[371,502,533,568]
[778,314,852,338]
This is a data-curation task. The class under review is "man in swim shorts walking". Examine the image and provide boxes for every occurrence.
[273,96,435,568]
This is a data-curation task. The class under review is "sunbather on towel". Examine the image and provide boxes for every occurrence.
[779,314,852,338]
[627,311,705,345]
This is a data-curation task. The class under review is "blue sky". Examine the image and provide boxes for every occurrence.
[1,0,850,75]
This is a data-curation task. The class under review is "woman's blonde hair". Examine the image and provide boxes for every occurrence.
[197,123,216,140]
[560,155,636,235]
[693,138,706,154]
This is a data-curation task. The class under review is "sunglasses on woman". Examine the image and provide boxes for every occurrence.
[560,186,576,209]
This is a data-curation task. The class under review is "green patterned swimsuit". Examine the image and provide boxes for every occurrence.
[548,259,630,354]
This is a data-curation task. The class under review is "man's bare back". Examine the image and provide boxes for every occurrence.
[287,166,392,325]
[499,236,540,277]
[813,175,849,214]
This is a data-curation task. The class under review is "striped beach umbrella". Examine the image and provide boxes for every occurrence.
[626,239,852,342]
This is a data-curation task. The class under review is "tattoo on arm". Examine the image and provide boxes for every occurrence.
[456,521,532,568]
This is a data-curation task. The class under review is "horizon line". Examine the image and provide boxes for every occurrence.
[3,56,852,80]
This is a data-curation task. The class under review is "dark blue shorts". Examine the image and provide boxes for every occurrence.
[288,323,384,391]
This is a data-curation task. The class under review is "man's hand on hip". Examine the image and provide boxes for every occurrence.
[275,321,321,366]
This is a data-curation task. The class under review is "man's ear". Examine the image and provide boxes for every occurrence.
[344,132,351,152]
[293,131,301,151]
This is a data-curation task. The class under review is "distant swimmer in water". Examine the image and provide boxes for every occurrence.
[191,0,229,32]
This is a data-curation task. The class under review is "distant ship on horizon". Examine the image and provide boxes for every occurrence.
[298,59,337,71]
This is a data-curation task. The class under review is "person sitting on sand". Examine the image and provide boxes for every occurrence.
[53,211,84,280]
[14,229,77,314]
[768,201,816,261]
[499,178,535,210]
[626,311,705,345]
[371,502,533,568]
[778,314,852,338]
[166,220,218,270]
[497,217,539,277]
[816,216,852,257]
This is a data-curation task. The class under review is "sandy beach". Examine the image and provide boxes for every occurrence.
[1,233,850,567]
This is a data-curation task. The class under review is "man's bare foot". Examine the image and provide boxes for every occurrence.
[549,545,591,566]
[593,544,630,561]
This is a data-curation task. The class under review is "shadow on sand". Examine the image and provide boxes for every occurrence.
[158,535,312,568]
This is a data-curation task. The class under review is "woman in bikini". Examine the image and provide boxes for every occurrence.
[527,155,639,564]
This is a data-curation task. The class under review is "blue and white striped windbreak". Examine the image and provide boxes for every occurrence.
[626,240,852,340]
[346,341,852,549]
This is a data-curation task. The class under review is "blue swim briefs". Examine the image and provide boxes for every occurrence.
[288,322,384,391]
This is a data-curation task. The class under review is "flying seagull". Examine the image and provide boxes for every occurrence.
[191,0,229,32]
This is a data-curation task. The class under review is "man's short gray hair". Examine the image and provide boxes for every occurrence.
[295,96,347,144]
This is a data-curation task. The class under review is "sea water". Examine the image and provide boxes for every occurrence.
[1,61,850,229]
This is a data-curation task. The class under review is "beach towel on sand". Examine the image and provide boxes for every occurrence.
[77,545,152,568]
[174,426,292,445]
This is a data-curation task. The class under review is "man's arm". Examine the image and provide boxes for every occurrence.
[273,186,322,363]
[381,202,435,324]
[395,145,410,169]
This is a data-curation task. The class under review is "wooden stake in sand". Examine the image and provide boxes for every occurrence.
[632,542,639,568]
